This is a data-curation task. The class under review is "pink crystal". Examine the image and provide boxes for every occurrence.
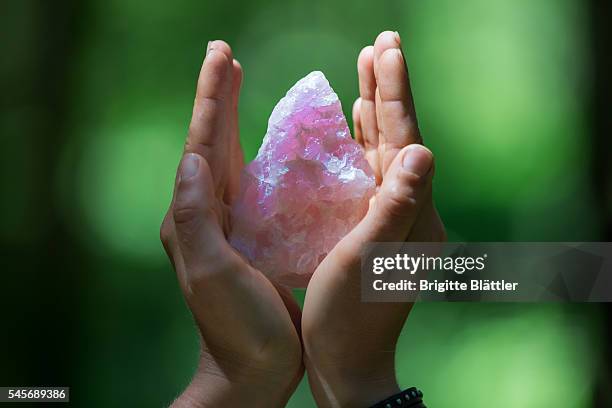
[229,71,375,287]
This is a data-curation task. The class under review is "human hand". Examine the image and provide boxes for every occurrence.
[160,41,303,408]
[302,31,446,407]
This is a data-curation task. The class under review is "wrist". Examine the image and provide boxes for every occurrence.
[305,353,400,407]
[172,351,302,408]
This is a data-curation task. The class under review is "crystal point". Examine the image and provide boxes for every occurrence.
[229,71,375,287]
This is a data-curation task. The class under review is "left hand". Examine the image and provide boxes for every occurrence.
[161,40,303,408]
[301,31,446,408]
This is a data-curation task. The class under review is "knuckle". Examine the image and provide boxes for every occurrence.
[380,47,401,63]
[188,100,222,140]
[397,168,425,187]
[383,192,418,219]
[172,205,202,226]
[381,180,419,219]
[173,198,220,241]
[196,95,224,111]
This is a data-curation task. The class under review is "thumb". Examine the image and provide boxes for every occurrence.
[344,144,434,252]
[173,153,234,283]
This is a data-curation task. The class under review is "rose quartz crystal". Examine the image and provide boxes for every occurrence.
[229,71,375,287]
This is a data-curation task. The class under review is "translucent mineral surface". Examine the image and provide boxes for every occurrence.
[229,71,375,287]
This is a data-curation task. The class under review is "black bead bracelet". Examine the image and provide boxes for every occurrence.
[369,387,425,408]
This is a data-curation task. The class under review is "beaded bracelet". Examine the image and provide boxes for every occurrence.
[369,387,425,408]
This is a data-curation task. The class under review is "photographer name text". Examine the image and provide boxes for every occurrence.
[371,254,519,293]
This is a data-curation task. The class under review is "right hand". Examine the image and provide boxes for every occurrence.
[302,31,446,407]
[160,41,303,408]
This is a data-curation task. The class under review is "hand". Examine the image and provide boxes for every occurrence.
[160,41,303,408]
[302,31,446,407]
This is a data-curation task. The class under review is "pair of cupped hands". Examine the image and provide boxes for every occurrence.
[160,31,445,408]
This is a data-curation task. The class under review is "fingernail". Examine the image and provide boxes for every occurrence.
[206,41,212,55]
[180,153,200,180]
[394,31,401,45]
[403,145,432,176]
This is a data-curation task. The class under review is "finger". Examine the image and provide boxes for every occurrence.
[373,31,400,78]
[189,42,234,149]
[378,48,421,173]
[186,41,234,190]
[173,153,237,281]
[352,97,363,146]
[375,86,384,172]
[209,39,233,58]
[354,96,381,180]
[341,144,434,253]
[374,31,421,174]
[357,46,379,150]
[225,59,245,204]
[357,46,381,182]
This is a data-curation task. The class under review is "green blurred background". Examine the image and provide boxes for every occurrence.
[2,0,611,406]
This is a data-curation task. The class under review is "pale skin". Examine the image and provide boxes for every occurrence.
[161,31,445,408]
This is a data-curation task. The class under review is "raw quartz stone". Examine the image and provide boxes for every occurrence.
[229,71,375,287]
